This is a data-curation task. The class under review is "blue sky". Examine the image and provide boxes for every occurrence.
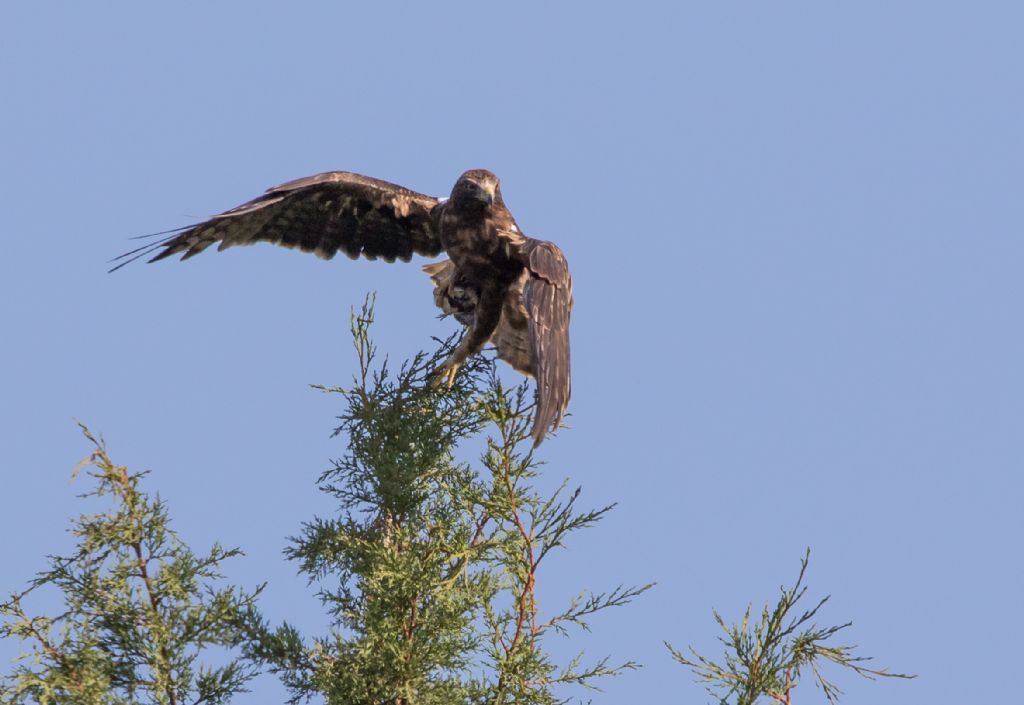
[2,2,1021,702]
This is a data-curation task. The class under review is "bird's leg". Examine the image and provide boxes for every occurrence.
[433,281,504,387]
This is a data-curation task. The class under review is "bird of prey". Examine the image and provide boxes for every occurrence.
[112,169,572,445]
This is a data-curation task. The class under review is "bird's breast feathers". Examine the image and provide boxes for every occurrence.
[440,210,523,272]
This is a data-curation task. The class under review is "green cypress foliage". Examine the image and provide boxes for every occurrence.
[666,550,914,705]
[3,297,911,704]
[0,427,263,705]
[250,296,651,704]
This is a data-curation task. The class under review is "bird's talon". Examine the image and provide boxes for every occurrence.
[430,361,461,388]
[445,363,460,387]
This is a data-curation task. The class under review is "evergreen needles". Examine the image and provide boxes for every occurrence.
[1,297,912,704]
[0,426,263,705]
[666,550,914,705]
[252,296,651,704]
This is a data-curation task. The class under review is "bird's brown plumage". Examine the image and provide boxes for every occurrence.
[114,169,572,445]
[422,260,534,376]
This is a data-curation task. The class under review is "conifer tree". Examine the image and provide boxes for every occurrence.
[666,550,914,705]
[4,298,912,705]
[250,296,651,704]
[0,427,262,705]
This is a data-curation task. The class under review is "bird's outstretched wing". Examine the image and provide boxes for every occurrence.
[110,171,443,271]
[521,240,573,444]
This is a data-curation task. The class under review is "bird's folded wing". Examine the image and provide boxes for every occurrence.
[522,240,573,445]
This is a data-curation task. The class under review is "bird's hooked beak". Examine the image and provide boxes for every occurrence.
[479,182,495,205]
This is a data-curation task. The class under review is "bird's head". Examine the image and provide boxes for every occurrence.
[451,169,502,208]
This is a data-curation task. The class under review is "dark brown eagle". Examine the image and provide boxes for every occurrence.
[112,169,572,445]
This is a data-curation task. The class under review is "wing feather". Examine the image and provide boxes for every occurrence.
[111,171,442,271]
[522,240,572,445]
